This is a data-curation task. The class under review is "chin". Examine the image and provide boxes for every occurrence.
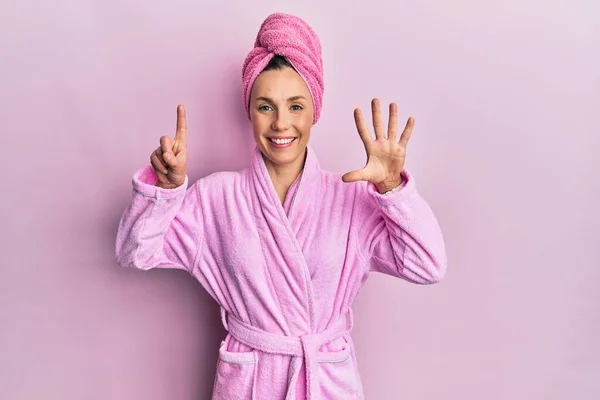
[261,140,305,165]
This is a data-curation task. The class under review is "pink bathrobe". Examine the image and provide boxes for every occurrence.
[115,144,447,399]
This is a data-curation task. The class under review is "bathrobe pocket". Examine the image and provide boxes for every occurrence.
[316,334,360,398]
[212,337,259,400]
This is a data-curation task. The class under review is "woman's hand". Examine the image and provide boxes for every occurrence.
[342,98,414,193]
[150,104,188,189]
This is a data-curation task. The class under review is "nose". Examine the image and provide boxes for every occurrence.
[271,110,290,132]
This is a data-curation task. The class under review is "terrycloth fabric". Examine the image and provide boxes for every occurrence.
[242,12,324,124]
[115,145,447,399]
[222,307,352,400]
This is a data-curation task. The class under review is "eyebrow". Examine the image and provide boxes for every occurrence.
[255,95,307,103]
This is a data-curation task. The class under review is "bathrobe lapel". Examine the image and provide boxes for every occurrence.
[250,145,320,334]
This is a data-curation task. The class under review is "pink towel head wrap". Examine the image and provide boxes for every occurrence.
[242,12,324,124]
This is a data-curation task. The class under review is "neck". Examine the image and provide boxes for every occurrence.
[262,149,307,203]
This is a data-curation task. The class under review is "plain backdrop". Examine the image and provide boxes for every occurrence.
[1,0,599,399]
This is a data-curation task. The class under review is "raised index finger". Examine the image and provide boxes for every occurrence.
[174,104,187,148]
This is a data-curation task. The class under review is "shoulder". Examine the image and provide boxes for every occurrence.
[195,170,240,185]
[189,168,251,203]
[317,167,402,213]
[318,168,369,192]
[316,168,371,203]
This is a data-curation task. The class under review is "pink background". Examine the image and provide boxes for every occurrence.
[1,0,599,399]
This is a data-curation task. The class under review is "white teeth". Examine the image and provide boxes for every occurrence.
[271,138,294,145]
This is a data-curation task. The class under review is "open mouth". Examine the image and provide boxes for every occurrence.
[268,137,297,145]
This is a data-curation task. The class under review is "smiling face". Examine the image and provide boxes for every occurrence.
[249,66,314,170]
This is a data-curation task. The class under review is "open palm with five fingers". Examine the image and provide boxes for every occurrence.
[342,98,414,193]
[151,104,188,189]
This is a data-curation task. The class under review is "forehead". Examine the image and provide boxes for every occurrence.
[251,68,311,99]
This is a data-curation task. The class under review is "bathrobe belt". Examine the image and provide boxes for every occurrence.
[220,307,354,400]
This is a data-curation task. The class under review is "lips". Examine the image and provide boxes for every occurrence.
[268,137,297,145]
[267,137,297,148]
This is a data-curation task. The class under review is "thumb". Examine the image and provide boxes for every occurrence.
[341,169,368,183]
[166,148,187,175]
[162,150,180,169]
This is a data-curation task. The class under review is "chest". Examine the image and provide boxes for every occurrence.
[204,190,353,282]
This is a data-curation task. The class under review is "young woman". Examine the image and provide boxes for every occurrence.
[116,12,447,400]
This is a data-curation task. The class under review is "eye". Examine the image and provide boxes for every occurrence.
[258,104,273,111]
[291,104,303,111]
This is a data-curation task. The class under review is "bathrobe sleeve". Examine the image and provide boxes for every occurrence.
[115,165,203,274]
[357,169,447,284]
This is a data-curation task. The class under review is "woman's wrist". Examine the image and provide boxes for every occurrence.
[375,177,403,194]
